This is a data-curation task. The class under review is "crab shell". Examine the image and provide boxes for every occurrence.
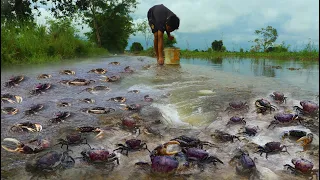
[109,62,120,65]
[291,158,314,173]
[229,101,248,109]
[300,100,319,113]
[125,139,144,149]
[151,155,179,174]
[236,153,256,175]
[80,98,95,103]
[83,149,115,162]
[37,74,52,79]
[88,68,107,74]
[59,70,75,75]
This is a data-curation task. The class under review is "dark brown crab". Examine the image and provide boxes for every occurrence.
[211,130,241,143]
[78,86,111,94]
[113,139,150,156]
[24,104,45,115]
[1,93,23,104]
[63,79,95,86]
[2,137,50,154]
[79,98,95,103]
[1,107,19,115]
[120,104,141,111]
[128,90,140,94]
[59,70,75,75]
[100,75,121,82]
[170,135,216,149]
[81,107,116,114]
[124,66,134,73]
[87,68,107,74]
[49,111,71,123]
[37,74,52,79]
[257,141,289,159]
[10,121,42,132]
[255,98,277,114]
[225,101,249,113]
[30,83,52,95]
[57,102,71,107]
[56,134,91,150]
[4,75,25,87]
[109,61,120,65]
[107,96,126,103]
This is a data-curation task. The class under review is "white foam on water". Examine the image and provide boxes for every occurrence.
[151,103,191,128]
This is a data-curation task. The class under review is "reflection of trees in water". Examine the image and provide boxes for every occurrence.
[251,58,276,77]
[209,57,223,64]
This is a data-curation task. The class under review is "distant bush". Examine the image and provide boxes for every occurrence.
[130,42,143,52]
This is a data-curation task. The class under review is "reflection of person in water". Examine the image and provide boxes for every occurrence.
[147,4,180,65]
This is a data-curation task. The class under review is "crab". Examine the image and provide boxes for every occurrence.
[80,148,119,164]
[30,83,52,95]
[211,130,241,143]
[1,93,23,104]
[81,107,115,114]
[120,104,141,111]
[57,102,71,107]
[296,133,314,150]
[4,75,25,87]
[144,95,153,102]
[226,116,246,126]
[225,101,249,113]
[255,98,277,114]
[270,91,287,104]
[87,68,107,74]
[281,130,308,140]
[78,86,111,94]
[66,79,95,86]
[180,147,224,171]
[113,139,150,156]
[107,96,126,103]
[268,113,301,129]
[124,66,134,73]
[151,141,181,156]
[76,126,101,133]
[257,141,289,159]
[56,134,91,150]
[1,107,19,115]
[229,149,259,179]
[135,155,180,175]
[79,98,95,103]
[2,137,50,154]
[109,62,120,65]
[128,90,140,94]
[170,135,216,149]
[37,74,52,79]
[25,150,75,179]
[24,104,44,115]
[121,115,140,130]
[293,100,319,116]
[237,126,260,136]
[100,75,121,82]
[59,70,75,75]
[284,158,318,178]
[49,111,71,123]
[10,121,42,132]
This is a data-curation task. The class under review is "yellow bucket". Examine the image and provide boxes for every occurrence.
[164,48,180,65]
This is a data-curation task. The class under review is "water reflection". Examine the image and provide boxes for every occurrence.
[180,57,319,92]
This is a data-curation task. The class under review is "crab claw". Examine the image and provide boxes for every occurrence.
[296,133,313,147]
[1,138,24,153]
[15,96,23,103]
[160,141,181,155]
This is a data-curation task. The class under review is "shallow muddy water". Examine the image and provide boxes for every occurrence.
[1,56,319,180]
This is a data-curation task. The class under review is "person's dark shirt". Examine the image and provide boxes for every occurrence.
[147,4,176,33]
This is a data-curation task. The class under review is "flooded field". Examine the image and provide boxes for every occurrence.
[1,56,319,180]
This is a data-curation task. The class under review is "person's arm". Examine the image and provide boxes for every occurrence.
[166,31,174,41]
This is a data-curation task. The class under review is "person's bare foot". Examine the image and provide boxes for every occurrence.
[158,57,164,65]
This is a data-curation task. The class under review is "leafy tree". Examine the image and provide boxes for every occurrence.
[251,26,278,52]
[130,42,143,52]
[136,19,152,48]
[211,40,223,51]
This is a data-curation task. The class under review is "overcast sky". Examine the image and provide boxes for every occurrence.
[34,0,319,51]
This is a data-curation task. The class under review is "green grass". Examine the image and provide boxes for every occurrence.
[133,47,319,61]
[1,20,109,66]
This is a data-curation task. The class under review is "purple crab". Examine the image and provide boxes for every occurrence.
[268,113,301,129]
[135,155,180,175]
[226,116,246,126]
[284,158,318,177]
[293,100,319,116]
[270,91,287,104]
[80,148,119,164]
[225,101,249,113]
[170,135,216,149]
[229,149,259,179]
